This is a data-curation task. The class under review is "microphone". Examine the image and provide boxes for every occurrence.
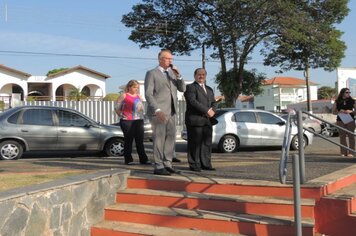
[169,64,180,76]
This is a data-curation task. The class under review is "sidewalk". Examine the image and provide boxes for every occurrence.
[1,145,355,188]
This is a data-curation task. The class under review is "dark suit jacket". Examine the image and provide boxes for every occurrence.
[184,81,217,127]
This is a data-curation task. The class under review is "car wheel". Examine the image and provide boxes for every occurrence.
[218,135,238,153]
[290,135,307,150]
[104,138,124,157]
[0,140,23,160]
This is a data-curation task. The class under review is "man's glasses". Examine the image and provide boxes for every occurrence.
[345,91,351,94]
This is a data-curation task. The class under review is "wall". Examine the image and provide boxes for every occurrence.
[0,169,129,236]
[254,85,275,111]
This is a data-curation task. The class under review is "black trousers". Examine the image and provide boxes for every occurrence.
[186,124,213,169]
[120,119,148,164]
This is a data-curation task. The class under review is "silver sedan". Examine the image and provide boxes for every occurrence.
[0,106,125,160]
[182,109,313,153]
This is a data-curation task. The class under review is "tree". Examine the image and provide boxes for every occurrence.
[46,68,68,76]
[215,68,265,100]
[122,1,348,108]
[67,87,87,101]
[262,0,348,111]
[103,93,120,101]
[122,0,284,106]
[318,86,337,100]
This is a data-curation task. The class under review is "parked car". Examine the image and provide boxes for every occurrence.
[181,109,313,153]
[0,106,125,160]
[112,115,153,142]
[280,114,322,134]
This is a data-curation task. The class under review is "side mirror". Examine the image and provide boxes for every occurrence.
[84,123,94,128]
[276,121,286,126]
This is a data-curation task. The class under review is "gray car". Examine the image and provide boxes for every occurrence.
[280,114,322,134]
[0,106,125,160]
[182,108,313,153]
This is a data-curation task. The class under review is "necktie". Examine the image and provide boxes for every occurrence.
[201,83,207,94]
[164,71,175,114]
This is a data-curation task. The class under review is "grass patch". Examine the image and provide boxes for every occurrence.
[0,171,92,191]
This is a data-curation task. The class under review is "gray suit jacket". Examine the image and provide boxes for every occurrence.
[144,67,186,117]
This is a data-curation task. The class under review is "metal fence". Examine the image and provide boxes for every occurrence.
[21,100,186,128]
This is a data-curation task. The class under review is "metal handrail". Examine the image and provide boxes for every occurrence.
[279,112,292,184]
[279,112,302,236]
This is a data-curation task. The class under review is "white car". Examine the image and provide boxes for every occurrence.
[182,109,313,153]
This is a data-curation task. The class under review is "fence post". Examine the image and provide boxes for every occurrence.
[296,110,306,184]
[292,154,302,236]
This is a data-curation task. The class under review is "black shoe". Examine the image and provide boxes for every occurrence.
[189,167,202,172]
[172,157,181,163]
[165,167,181,174]
[154,168,171,176]
[140,160,152,165]
[202,167,216,171]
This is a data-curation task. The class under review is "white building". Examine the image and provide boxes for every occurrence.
[235,95,254,109]
[337,67,356,95]
[254,76,318,112]
[0,64,110,106]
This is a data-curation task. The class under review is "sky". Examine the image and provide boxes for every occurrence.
[0,0,355,94]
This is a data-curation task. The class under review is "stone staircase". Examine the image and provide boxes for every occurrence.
[91,174,323,236]
[91,168,356,236]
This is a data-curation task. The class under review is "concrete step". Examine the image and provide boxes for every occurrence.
[116,188,315,218]
[326,182,356,214]
[103,203,315,236]
[92,220,243,236]
[314,182,356,236]
[127,174,323,199]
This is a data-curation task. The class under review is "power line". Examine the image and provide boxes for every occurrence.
[0,50,219,63]
[0,50,271,65]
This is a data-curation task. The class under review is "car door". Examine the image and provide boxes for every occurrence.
[56,109,101,150]
[19,108,58,150]
[257,112,286,146]
[233,111,262,146]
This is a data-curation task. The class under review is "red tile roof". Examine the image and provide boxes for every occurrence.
[263,76,317,86]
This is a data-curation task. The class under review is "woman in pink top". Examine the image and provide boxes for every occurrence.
[115,80,150,165]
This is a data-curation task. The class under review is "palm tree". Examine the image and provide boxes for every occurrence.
[67,87,87,101]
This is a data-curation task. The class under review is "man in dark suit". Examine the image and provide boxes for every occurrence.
[184,68,217,172]
[145,49,186,175]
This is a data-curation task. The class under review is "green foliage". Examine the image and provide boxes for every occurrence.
[26,96,37,102]
[103,93,120,101]
[318,86,337,100]
[46,68,68,76]
[262,0,348,73]
[0,101,4,110]
[67,87,87,101]
[122,0,282,104]
[215,69,266,107]
[122,0,348,105]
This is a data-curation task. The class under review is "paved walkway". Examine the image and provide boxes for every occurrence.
[1,138,355,186]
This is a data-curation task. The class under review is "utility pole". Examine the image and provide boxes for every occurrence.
[202,43,205,69]
[5,4,8,22]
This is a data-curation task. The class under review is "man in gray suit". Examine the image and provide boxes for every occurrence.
[145,49,186,175]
